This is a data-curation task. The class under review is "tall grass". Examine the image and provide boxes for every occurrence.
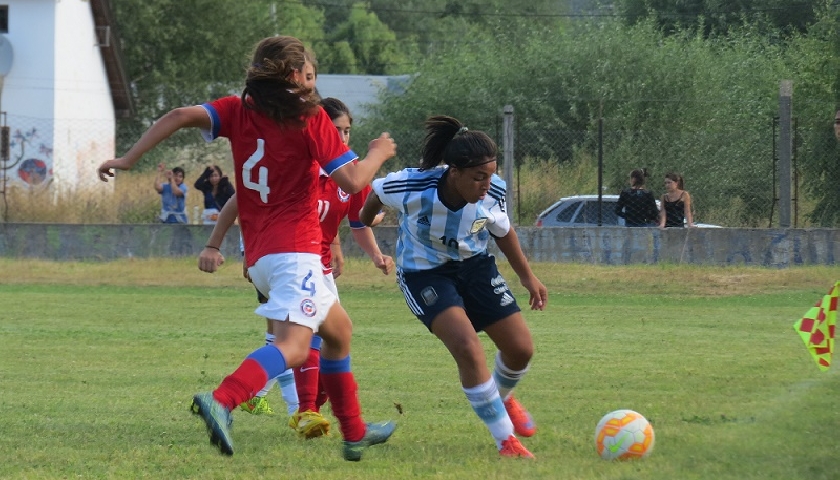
[0,144,819,228]
[1,145,233,224]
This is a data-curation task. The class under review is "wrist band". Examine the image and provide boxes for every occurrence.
[204,245,220,251]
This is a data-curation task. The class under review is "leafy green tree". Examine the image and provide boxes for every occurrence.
[614,0,822,37]
[325,3,410,74]
[113,0,279,163]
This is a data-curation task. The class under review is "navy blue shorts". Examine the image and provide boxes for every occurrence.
[397,253,521,332]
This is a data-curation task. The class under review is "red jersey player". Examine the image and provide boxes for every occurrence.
[290,97,394,438]
[96,36,397,461]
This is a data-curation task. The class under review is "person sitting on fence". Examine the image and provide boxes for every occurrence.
[154,163,188,224]
[615,168,659,227]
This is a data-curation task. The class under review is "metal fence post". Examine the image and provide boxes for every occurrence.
[778,80,793,228]
[503,105,515,224]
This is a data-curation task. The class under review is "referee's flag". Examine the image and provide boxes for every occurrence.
[793,282,838,371]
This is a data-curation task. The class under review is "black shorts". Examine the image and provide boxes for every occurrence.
[397,253,521,332]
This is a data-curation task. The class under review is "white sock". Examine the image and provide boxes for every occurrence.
[493,351,529,401]
[257,377,276,398]
[277,368,299,415]
[463,378,514,449]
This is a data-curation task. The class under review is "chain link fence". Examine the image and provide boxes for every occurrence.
[3,105,839,228]
[380,107,840,229]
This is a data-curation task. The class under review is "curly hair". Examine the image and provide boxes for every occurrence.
[241,36,320,127]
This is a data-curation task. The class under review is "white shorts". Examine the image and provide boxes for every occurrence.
[248,253,338,331]
[323,270,339,300]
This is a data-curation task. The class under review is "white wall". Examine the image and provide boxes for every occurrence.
[53,0,116,193]
[1,1,56,189]
[3,0,55,119]
[1,0,116,194]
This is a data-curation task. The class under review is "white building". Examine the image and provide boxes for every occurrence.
[0,0,131,192]
[316,74,411,120]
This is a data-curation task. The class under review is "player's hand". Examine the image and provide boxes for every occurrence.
[374,254,395,275]
[97,158,133,182]
[157,163,166,172]
[198,248,225,273]
[368,132,397,160]
[521,275,547,311]
[332,255,344,279]
[242,259,252,282]
[369,211,386,227]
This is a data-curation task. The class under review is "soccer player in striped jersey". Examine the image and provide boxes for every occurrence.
[97,36,397,461]
[360,115,547,459]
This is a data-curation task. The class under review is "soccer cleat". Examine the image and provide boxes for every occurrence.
[504,395,536,437]
[342,421,396,461]
[191,392,234,456]
[290,409,331,439]
[239,396,275,415]
[499,435,535,459]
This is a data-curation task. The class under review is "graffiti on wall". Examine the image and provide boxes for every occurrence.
[1,127,54,187]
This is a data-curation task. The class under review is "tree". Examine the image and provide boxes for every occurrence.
[614,0,822,37]
[113,0,325,162]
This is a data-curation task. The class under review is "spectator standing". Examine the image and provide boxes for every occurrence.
[659,172,695,228]
[155,163,188,224]
[194,165,235,224]
[615,168,659,227]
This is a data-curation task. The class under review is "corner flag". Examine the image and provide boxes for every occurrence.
[793,282,838,371]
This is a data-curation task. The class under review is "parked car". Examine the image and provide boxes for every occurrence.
[534,194,721,227]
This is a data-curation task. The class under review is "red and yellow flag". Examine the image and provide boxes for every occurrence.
[793,282,838,371]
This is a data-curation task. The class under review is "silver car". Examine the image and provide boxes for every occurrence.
[534,194,721,227]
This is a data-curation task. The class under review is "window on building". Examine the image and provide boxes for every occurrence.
[0,6,8,34]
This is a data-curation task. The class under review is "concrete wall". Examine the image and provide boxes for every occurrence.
[1,224,839,267]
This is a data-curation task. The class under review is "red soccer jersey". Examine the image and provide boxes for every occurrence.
[201,96,357,266]
[317,175,372,273]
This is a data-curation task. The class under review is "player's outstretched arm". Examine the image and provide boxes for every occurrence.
[330,133,395,194]
[359,191,385,227]
[494,226,547,311]
[97,106,211,182]
[198,193,238,273]
[351,227,394,275]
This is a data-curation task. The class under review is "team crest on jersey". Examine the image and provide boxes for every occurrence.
[337,187,351,203]
[469,217,488,234]
[300,298,317,317]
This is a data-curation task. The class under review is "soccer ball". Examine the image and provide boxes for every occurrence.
[594,409,655,460]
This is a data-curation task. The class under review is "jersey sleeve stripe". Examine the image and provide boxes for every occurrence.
[348,220,367,229]
[199,103,220,142]
[381,179,439,194]
[323,150,358,176]
[488,184,506,201]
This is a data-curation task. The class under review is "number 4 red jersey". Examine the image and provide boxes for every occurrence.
[201,96,357,267]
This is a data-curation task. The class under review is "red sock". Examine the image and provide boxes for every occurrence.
[212,358,268,411]
[321,371,365,442]
[315,377,328,410]
[294,348,322,412]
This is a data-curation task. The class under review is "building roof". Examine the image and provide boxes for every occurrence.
[89,0,134,118]
[315,74,412,119]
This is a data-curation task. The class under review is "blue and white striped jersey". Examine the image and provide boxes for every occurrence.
[372,166,510,272]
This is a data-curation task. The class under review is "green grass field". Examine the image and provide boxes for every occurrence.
[0,258,838,479]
